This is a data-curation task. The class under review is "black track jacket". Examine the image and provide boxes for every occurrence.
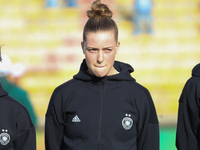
[176,63,200,150]
[0,83,36,150]
[45,60,159,150]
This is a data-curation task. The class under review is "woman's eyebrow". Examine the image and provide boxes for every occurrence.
[86,45,113,49]
[86,46,98,49]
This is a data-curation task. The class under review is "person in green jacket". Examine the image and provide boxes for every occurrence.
[0,54,37,126]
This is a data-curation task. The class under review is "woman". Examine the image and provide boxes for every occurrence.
[176,63,200,150]
[45,0,159,149]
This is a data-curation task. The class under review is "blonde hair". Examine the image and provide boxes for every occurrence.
[83,0,118,43]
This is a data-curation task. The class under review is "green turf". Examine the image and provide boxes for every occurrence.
[160,127,177,150]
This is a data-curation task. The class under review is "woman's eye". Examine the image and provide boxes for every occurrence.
[105,49,112,52]
[88,49,97,52]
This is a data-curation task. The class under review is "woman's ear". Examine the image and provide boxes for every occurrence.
[116,41,120,54]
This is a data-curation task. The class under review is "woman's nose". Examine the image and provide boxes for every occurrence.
[97,51,104,63]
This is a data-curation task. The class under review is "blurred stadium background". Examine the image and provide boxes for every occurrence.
[0,0,200,149]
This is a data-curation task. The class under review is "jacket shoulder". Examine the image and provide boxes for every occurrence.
[0,95,33,125]
[53,79,78,94]
[184,74,200,90]
[130,80,152,98]
[1,95,30,115]
[179,74,200,110]
[182,63,200,94]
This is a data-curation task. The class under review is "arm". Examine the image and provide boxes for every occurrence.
[136,89,159,150]
[8,87,37,127]
[45,89,65,150]
[176,79,200,150]
[14,107,36,150]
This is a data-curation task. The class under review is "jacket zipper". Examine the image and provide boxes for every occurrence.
[97,81,104,150]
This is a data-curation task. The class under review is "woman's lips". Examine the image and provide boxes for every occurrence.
[95,65,105,68]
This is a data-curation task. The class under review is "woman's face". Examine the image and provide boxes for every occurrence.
[81,30,120,77]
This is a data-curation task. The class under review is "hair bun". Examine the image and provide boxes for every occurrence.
[87,0,113,19]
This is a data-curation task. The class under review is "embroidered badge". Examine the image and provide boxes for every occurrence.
[122,114,133,130]
[0,129,10,146]
[72,115,81,122]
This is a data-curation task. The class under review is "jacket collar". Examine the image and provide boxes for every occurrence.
[73,59,135,82]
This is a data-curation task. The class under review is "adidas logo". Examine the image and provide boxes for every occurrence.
[72,115,81,122]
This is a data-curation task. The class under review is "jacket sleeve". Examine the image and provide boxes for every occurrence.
[45,89,65,150]
[136,88,159,150]
[176,79,200,150]
[14,107,36,150]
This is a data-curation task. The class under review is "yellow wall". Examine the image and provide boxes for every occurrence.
[0,0,199,128]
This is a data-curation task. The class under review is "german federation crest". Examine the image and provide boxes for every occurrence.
[122,114,133,130]
[0,129,10,146]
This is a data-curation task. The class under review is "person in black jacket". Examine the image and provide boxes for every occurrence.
[176,63,200,150]
[45,0,159,150]
[0,46,36,150]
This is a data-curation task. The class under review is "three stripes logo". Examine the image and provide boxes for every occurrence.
[72,115,81,122]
